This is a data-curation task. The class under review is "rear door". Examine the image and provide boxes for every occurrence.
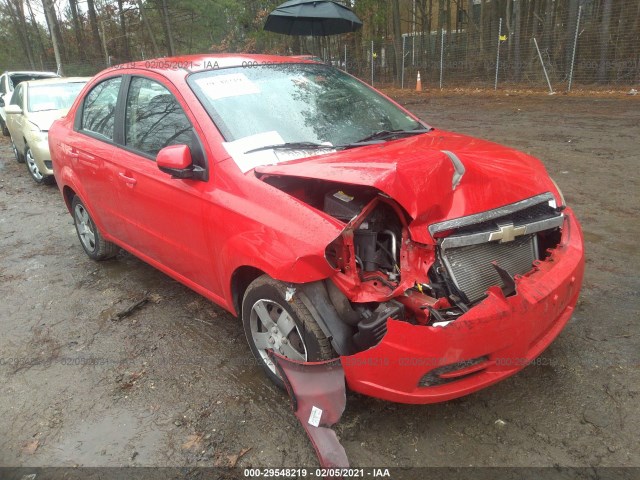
[109,75,216,293]
[64,76,125,238]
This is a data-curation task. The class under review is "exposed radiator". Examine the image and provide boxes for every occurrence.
[441,234,539,303]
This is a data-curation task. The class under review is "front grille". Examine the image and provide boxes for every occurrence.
[442,234,538,303]
[453,202,558,236]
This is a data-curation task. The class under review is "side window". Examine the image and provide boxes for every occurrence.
[82,77,122,140]
[125,77,193,158]
[10,84,23,107]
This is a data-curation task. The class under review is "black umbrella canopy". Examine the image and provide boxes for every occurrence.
[264,0,363,36]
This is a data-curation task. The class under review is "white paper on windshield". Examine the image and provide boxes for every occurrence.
[223,131,284,173]
[194,72,260,100]
[223,132,338,173]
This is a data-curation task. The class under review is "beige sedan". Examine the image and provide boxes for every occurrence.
[5,77,89,184]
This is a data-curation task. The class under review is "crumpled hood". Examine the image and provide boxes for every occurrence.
[256,130,559,244]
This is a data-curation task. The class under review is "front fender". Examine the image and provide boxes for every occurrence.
[219,228,338,315]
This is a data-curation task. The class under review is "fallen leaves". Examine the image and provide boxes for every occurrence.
[216,447,251,467]
[181,433,251,467]
[181,433,204,450]
[22,439,40,455]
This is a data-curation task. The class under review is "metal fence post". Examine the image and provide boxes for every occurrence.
[371,40,374,86]
[495,18,502,90]
[401,35,406,89]
[533,37,554,94]
[567,5,582,92]
[439,29,444,89]
[344,43,347,73]
[412,34,415,66]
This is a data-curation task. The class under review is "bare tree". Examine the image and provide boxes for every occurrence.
[117,0,131,60]
[41,0,63,74]
[513,0,523,82]
[68,0,85,61]
[597,0,613,82]
[136,0,159,57]
[392,0,402,84]
[157,0,176,56]
[26,0,47,66]
[4,0,36,68]
[479,0,486,52]
[86,0,103,58]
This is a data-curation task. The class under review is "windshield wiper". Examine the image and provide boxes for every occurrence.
[355,127,432,143]
[244,128,433,155]
[245,141,333,154]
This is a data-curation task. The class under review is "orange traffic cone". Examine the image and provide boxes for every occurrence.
[416,71,422,92]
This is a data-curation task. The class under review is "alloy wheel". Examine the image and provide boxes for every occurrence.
[26,148,44,182]
[74,203,96,253]
[249,299,308,373]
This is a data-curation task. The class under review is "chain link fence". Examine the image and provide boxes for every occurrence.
[302,3,639,92]
[8,1,639,94]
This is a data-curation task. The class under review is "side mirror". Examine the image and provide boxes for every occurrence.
[157,144,206,180]
[4,104,22,115]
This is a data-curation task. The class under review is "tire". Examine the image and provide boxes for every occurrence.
[242,275,335,388]
[71,195,119,261]
[1,119,9,137]
[25,146,53,185]
[11,139,24,163]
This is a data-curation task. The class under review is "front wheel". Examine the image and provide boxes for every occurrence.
[71,195,119,260]
[242,275,335,388]
[25,146,53,184]
[11,140,24,163]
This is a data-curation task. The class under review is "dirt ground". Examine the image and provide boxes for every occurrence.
[1,93,638,473]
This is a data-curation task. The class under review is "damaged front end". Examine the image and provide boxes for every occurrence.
[263,177,584,403]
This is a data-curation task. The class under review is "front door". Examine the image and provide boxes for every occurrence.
[110,75,217,294]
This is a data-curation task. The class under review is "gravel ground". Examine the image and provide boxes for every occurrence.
[0,93,638,473]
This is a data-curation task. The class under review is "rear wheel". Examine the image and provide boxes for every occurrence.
[71,195,119,260]
[242,275,335,388]
[1,118,9,137]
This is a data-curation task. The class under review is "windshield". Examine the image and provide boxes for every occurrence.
[28,82,86,112]
[189,64,423,147]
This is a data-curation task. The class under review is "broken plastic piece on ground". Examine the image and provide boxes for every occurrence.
[269,351,349,470]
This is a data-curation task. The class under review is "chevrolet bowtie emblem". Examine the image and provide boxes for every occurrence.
[488,223,527,243]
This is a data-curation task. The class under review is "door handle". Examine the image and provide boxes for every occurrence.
[65,146,79,159]
[118,172,137,186]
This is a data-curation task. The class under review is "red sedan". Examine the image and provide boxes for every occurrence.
[49,54,584,404]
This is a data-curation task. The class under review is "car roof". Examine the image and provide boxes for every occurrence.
[24,77,91,87]
[102,54,321,82]
[4,71,59,77]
